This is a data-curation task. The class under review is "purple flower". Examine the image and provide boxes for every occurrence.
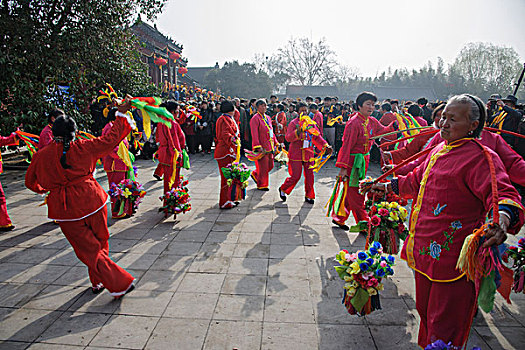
[424,340,451,350]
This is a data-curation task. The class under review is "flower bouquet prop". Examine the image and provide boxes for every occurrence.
[507,238,525,294]
[221,162,251,202]
[159,176,191,218]
[334,241,395,316]
[108,178,146,216]
[364,191,409,254]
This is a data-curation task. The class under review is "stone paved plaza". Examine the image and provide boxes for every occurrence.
[0,155,524,349]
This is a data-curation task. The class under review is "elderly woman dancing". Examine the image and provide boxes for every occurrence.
[364,94,524,348]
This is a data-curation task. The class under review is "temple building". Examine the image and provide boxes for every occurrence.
[130,20,191,86]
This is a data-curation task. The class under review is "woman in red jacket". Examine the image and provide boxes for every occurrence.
[214,100,240,209]
[156,101,186,195]
[25,99,135,298]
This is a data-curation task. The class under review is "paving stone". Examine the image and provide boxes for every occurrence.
[114,252,158,270]
[266,274,311,297]
[0,307,62,342]
[177,273,226,294]
[22,285,86,311]
[205,231,240,244]
[135,268,185,292]
[67,292,121,314]
[228,257,268,275]
[262,322,318,350]
[0,282,46,308]
[264,294,315,324]
[237,231,270,244]
[203,320,262,350]
[233,243,270,259]
[5,248,61,265]
[173,230,210,242]
[221,274,267,296]
[115,290,173,317]
[52,266,90,287]
[149,253,193,271]
[89,314,158,349]
[188,255,231,273]
[197,242,237,257]
[36,311,111,346]
[10,264,70,285]
[145,318,208,349]
[317,324,376,349]
[213,294,265,321]
[268,257,308,277]
[164,292,219,319]
[0,341,32,350]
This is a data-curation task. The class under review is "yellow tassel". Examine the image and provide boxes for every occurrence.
[117,142,132,169]
[168,148,180,189]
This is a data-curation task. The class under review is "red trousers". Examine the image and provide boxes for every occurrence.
[59,208,134,294]
[0,180,12,227]
[415,272,476,348]
[281,160,315,199]
[253,153,274,189]
[153,164,163,178]
[107,171,131,218]
[332,186,368,225]
[162,164,180,195]
[217,157,235,209]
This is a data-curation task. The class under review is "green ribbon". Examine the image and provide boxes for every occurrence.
[348,153,369,187]
[126,151,136,182]
[182,149,190,169]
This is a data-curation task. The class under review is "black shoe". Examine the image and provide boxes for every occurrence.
[113,284,135,300]
[278,187,287,202]
[305,197,314,204]
[332,219,349,231]
[0,225,15,232]
[258,187,269,191]
[153,174,162,181]
[92,285,105,294]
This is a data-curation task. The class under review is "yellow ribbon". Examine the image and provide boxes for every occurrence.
[327,115,342,126]
[117,142,132,169]
[168,148,180,189]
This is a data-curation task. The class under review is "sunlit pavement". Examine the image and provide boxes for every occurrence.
[0,155,523,349]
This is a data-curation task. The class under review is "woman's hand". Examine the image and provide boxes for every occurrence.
[325,146,333,157]
[482,215,510,248]
[382,151,392,163]
[337,168,348,180]
[117,95,132,113]
[364,182,390,196]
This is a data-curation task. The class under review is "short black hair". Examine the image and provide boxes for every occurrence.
[356,92,377,108]
[309,103,318,110]
[48,108,65,123]
[297,102,308,110]
[270,95,277,99]
[407,105,422,117]
[417,97,428,105]
[220,100,235,113]
[276,104,285,111]
[315,97,322,101]
[161,100,179,114]
[390,99,399,105]
[381,103,392,112]
[255,99,267,107]
[324,96,331,102]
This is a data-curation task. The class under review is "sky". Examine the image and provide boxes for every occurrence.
[152,0,525,77]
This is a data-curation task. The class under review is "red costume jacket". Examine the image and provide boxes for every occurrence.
[0,133,18,174]
[398,139,524,281]
[274,111,288,143]
[101,122,129,172]
[286,118,327,162]
[250,112,278,152]
[336,113,396,169]
[156,121,185,166]
[397,130,525,186]
[390,130,436,164]
[25,116,131,221]
[38,124,53,150]
[214,114,239,160]
[312,111,324,134]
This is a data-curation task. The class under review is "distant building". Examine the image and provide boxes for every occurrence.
[371,86,437,101]
[186,64,219,86]
[285,85,339,99]
[130,20,189,86]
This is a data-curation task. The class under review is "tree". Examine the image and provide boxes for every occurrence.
[0,0,165,133]
[450,42,521,99]
[270,37,339,86]
[204,61,272,99]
